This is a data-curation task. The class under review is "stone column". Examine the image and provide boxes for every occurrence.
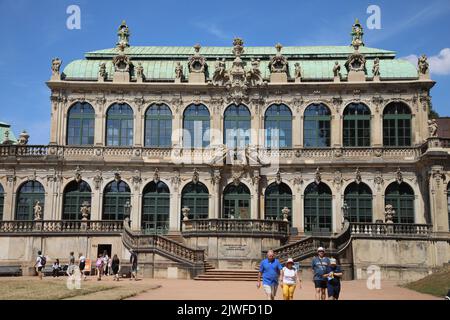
[90,183,102,221]
[212,170,221,219]
[333,194,342,233]
[429,166,449,233]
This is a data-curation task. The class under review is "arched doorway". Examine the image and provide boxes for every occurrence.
[223,183,251,219]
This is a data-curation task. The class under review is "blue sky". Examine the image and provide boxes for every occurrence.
[1,0,450,144]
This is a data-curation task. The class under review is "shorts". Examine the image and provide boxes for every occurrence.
[79,262,85,271]
[314,280,327,289]
[327,284,341,299]
[263,284,278,298]
[37,266,43,272]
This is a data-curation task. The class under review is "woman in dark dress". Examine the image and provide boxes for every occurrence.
[111,254,120,281]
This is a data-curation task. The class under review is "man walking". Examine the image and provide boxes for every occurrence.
[311,247,330,300]
[35,250,46,280]
[257,250,283,300]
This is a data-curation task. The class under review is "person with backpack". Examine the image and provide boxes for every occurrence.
[96,254,104,281]
[35,250,46,280]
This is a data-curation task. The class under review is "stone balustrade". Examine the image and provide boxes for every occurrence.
[0,143,439,164]
[182,218,289,238]
[350,222,432,237]
[0,220,124,234]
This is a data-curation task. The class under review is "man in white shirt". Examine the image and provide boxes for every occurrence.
[34,250,44,280]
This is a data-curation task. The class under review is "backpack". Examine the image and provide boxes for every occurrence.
[40,256,46,266]
[96,258,103,268]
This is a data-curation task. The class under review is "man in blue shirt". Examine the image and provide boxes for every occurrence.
[311,247,330,300]
[257,250,283,300]
[323,258,343,300]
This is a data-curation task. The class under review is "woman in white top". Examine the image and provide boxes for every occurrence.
[280,258,301,300]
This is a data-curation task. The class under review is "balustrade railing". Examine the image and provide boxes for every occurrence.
[182,219,289,238]
[350,222,432,237]
[0,220,124,234]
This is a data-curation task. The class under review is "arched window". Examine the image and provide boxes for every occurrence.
[62,180,92,220]
[223,183,251,219]
[344,182,373,222]
[142,181,170,234]
[224,104,251,149]
[303,104,331,147]
[383,102,412,147]
[183,104,210,148]
[343,103,371,147]
[145,104,172,147]
[67,102,95,145]
[265,182,292,223]
[102,180,131,220]
[385,182,415,223]
[16,181,45,220]
[304,182,332,232]
[0,183,4,220]
[265,104,292,148]
[181,182,209,220]
[106,103,133,146]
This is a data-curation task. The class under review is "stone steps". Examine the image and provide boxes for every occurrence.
[194,269,259,281]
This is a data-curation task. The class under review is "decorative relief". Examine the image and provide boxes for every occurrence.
[355,168,362,184]
[171,170,181,190]
[153,168,160,183]
[314,167,322,185]
[269,43,288,74]
[395,168,403,184]
[93,170,103,190]
[192,168,200,184]
[333,170,343,189]
[188,44,206,74]
[132,170,142,191]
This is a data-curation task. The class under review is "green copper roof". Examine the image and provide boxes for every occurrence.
[0,122,17,144]
[62,45,418,81]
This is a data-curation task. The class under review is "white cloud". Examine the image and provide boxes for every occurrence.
[400,48,450,76]
[192,22,230,40]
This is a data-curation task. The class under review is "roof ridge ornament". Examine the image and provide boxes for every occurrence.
[188,43,206,83]
[351,18,364,49]
[117,20,130,49]
[269,43,288,83]
[51,57,62,81]
[418,54,430,80]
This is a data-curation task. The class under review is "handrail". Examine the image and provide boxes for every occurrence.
[349,222,432,237]
[121,219,205,266]
[0,220,124,234]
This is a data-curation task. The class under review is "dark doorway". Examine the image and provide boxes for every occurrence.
[97,244,112,258]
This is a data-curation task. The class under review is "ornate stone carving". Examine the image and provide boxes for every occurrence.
[226,38,250,103]
[428,119,438,137]
[430,166,445,188]
[135,62,144,82]
[294,63,302,82]
[98,62,107,81]
[333,170,343,188]
[395,168,403,184]
[374,173,384,189]
[355,168,362,184]
[113,51,131,73]
[114,172,121,182]
[293,175,303,186]
[153,168,160,183]
[418,54,429,78]
[93,171,102,190]
[16,130,29,145]
[231,166,244,186]
[345,51,366,73]
[246,58,264,86]
[182,206,190,221]
[132,170,142,191]
[212,58,229,86]
[117,20,130,48]
[372,57,380,80]
[192,168,200,184]
[351,19,364,48]
[251,169,260,186]
[384,204,395,224]
[174,62,184,82]
[333,61,341,82]
[269,43,288,73]
[282,207,290,222]
[188,44,206,74]
[275,169,282,185]
[51,58,62,80]
[80,201,90,221]
[212,169,221,185]
[34,201,42,221]
[74,166,82,183]
[171,170,181,190]
[314,167,322,185]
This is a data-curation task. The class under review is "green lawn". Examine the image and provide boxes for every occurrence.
[403,266,450,298]
[0,277,159,300]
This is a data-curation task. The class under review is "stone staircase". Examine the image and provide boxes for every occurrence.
[286,234,304,245]
[194,269,259,281]
[165,231,184,244]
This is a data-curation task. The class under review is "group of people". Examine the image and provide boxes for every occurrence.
[258,247,342,300]
[34,249,139,281]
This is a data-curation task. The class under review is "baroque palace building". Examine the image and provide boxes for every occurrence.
[0,20,449,280]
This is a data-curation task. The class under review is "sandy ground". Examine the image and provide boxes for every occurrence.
[127,278,439,300]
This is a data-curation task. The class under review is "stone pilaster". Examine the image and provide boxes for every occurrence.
[429,166,449,233]
[169,188,180,231]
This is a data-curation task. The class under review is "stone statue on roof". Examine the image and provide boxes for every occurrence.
[351,18,364,48]
[175,62,184,80]
[51,58,62,76]
[294,63,302,79]
[117,20,130,48]
[246,58,263,86]
[135,62,144,80]
[98,62,107,79]
[333,61,341,78]
[418,54,429,75]
[212,58,229,86]
[372,58,380,77]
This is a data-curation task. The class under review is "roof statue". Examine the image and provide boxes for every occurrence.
[117,20,130,48]
[351,18,364,49]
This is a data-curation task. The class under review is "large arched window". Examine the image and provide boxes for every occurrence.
[62,180,92,220]
[67,102,95,145]
[183,104,210,148]
[224,104,251,149]
[303,103,331,147]
[223,183,251,219]
[304,182,332,232]
[385,182,415,223]
[265,182,292,223]
[142,181,170,234]
[343,103,371,147]
[145,104,172,147]
[102,180,131,220]
[265,104,292,148]
[181,182,209,220]
[16,181,45,220]
[0,183,4,220]
[383,102,412,147]
[344,182,373,223]
[106,103,133,146]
